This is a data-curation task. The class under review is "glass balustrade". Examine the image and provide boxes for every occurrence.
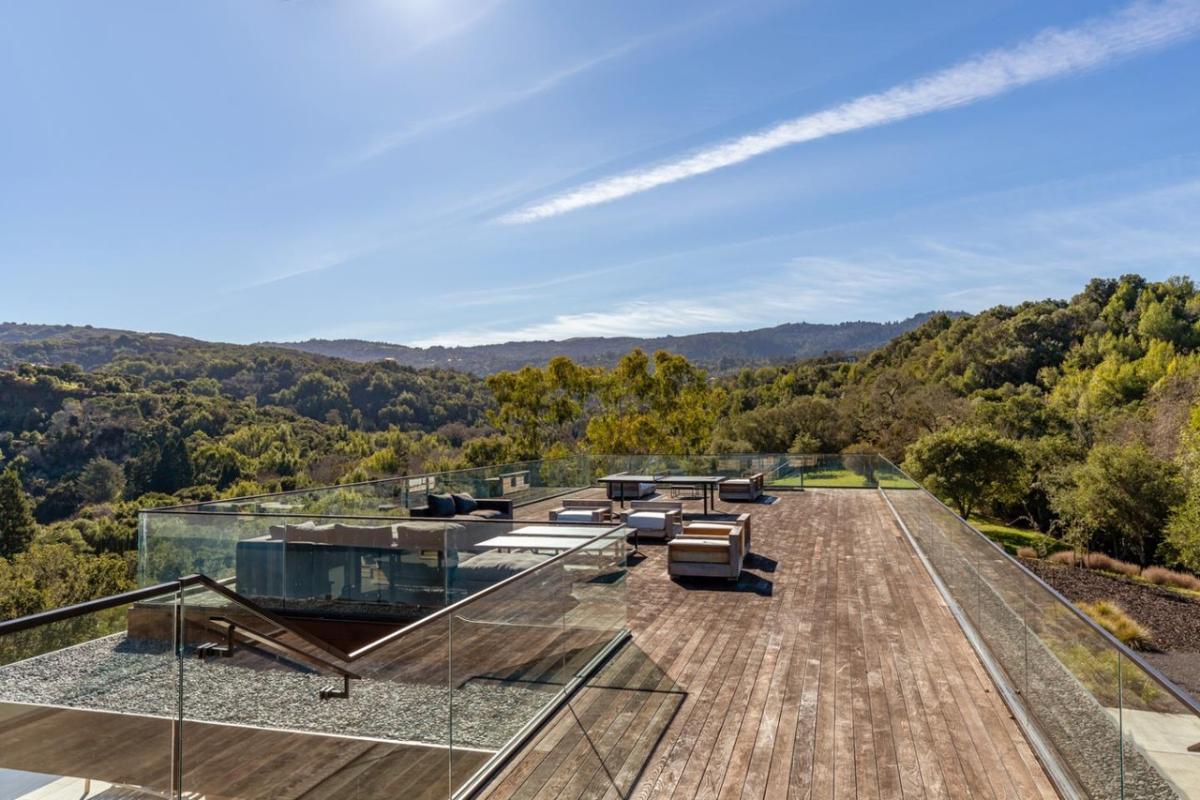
[881,463,1200,799]
[0,519,628,799]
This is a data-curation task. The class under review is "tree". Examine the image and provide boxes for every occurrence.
[78,457,125,504]
[487,358,596,459]
[271,372,351,421]
[0,467,38,558]
[1049,443,1183,566]
[586,350,718,454]
[126,424,194,496]
[1160,407,1200,571]
[903,425,1025,519]
[1165,485,1200,573]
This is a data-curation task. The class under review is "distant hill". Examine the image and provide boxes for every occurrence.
[0,323,212,370]
[267,313,958,375]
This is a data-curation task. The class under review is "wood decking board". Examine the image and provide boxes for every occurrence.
[476,489,1058,800]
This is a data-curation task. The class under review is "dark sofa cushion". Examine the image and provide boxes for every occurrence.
[427,493,456,517]
[452,493,479,514]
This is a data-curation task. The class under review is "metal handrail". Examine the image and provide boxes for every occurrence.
[190,576,355,662]
[0,573,358,661]
[0,580,188,636]
[877,455,1200,720]
[206,617,360,680]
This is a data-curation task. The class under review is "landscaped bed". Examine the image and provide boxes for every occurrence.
[1025,559,1200,698]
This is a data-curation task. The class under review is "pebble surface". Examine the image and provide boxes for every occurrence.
[0,633,554,750]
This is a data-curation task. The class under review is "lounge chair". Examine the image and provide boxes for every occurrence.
[619,500,683,541]
[549,499,615,523]
[667,513,751,581]
[718,473,764,502]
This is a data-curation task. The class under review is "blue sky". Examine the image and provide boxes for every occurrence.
[2,0,1199,346]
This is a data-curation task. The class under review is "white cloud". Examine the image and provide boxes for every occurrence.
[424,170,1200,345]
[410,261,910,346]
[501,0,1200,224]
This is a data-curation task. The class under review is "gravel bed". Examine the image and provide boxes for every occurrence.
[0,634,551,749]
[1024,561,1200,653]
[1025,560,1200,699]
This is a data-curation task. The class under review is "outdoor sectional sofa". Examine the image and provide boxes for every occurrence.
[409,492,513,520]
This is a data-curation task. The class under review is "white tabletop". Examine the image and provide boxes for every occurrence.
[479,525,620,552]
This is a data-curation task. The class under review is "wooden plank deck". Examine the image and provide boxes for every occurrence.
[476,488,1059,800]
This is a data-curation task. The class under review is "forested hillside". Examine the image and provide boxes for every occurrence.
[268,312,952,374]
[3,273,1200,622]
[0,343,492,619]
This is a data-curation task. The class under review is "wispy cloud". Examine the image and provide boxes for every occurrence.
[411,299,746,347]
[346,44,639,167]
[422,169,1200,345]
[346,6,738,169]
[501,0,1200,223]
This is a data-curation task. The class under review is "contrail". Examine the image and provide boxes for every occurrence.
[501,0,1200,224]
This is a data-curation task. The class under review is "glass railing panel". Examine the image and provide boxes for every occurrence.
[1118,654,1200,798]
[873,457,919,489]
[140,509,256,584]
[267,516,455,623]
[178,583,453,800]
[447,558,566,794]
[881,468,1200,799]
[143,511,460,626]
[446,523,628,795]
[558,526,628,679]
[1021,584,1125,798]
[0,587,181,797]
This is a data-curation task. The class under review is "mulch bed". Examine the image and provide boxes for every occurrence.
[1025,559,1200,697]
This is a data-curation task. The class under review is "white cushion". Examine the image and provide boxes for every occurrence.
[628,511,668,530]
[556,509,597,523]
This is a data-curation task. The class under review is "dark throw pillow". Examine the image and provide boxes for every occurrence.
[427,493,456,517]
[452,493,479,514]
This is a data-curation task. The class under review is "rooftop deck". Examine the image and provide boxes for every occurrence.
[0,483,1063,799]
[477,487,1057,800]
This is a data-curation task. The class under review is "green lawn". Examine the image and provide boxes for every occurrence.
[969,516,1067,556]
[768,469,919,489]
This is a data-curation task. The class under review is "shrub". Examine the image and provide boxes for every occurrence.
[1048,550,1078,566]
[1142,566,1200,592]
[1079,601,1153,650]
[1083,553,1141,578]
[1016,546,1038,560]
